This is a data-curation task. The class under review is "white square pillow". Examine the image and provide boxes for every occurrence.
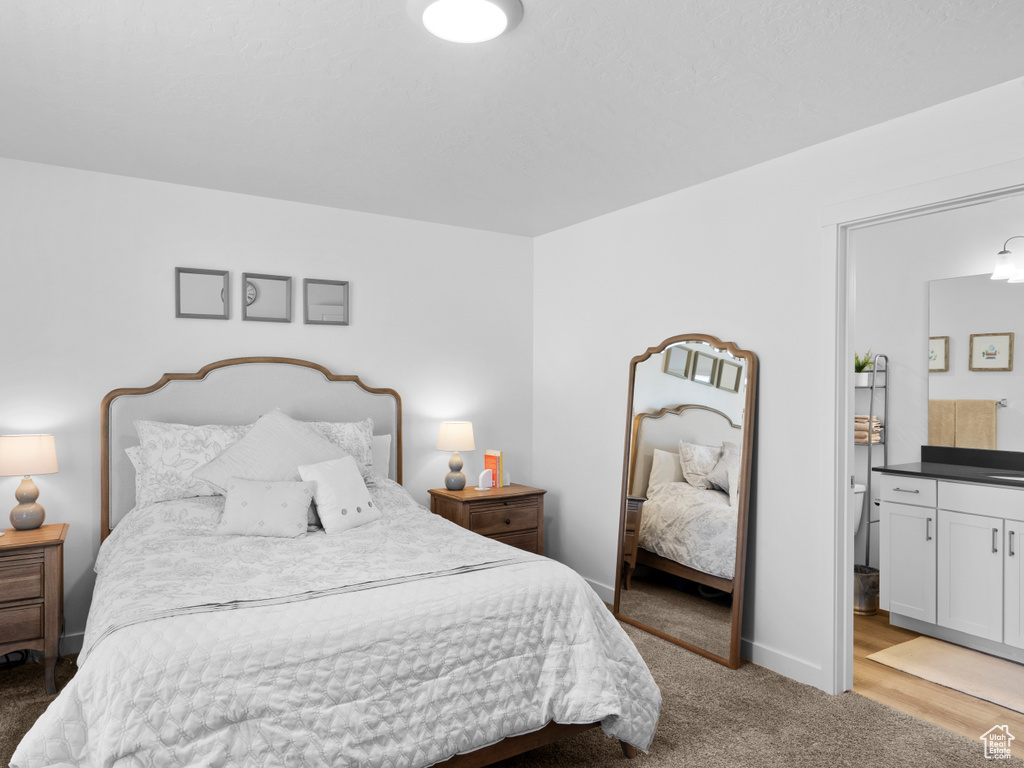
[193,410,351,493]
[218,478,312,538]
[310,418,374,471]
[135,420,252,507]
[298,456,382,535]
[678,441,723,490]
[706,441,741,493]
[647,448,684,492]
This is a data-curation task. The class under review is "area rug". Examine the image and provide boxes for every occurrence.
[868,636,1024,714]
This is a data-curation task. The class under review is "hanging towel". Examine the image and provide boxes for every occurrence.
[928,400,955,447]
[954,400,998,450]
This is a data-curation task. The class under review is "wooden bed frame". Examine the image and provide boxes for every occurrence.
[100,357,636,766]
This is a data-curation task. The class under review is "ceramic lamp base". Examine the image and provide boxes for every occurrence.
[444,451,467,491]
[11,476,45,530]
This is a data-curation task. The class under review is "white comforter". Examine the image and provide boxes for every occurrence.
[638,481,737,580]
[13,476,660,768]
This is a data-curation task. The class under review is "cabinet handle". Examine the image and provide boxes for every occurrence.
[1011,530,1016,558]
[926,517,932,541]
[505,518,511,526]
[993,528,999,554]
[893,487,920,494]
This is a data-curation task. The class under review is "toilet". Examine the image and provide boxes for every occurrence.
[852,483,866,534]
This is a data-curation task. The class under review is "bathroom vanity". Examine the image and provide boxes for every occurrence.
[875,446,1024,663]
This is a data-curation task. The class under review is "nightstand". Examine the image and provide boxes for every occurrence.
[621,496,644,590]
[0,523,68,694]
[428,484,545,555]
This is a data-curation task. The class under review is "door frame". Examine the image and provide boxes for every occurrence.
[821,159,1024,694]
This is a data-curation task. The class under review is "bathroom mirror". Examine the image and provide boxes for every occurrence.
[929,274,1023,451]
[304,279,350,326]
[242,273,292,323]
[175,267,229,320]
[614,333,757,669]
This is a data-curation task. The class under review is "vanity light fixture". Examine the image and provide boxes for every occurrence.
[408,0,523,43]
[992,236,1024,281]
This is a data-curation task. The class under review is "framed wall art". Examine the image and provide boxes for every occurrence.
[969,332,1013,372]
[303,279,349,326]
[716,360,743,393]
[663,346,692,380]
[690,351,718,386]
[928,336,949,372]
[175,267,229,320]
[242,273,292,323]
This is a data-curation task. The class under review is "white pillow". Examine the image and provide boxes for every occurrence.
[126,445,145,506]
[678,441,722,490]
[217,478,312,538]
[310,418,374,471]
[193,410,352,494]
[706,441,741,493]
[371,434,392,477]
[298,456,382,535]
[727,464,740,508]
[647,448,683,492]
[135,420,252,507]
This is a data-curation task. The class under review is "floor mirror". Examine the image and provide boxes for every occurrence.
[613,333,757,669]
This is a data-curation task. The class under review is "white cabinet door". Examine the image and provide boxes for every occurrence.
[881,501,936,623]
[938,510,1003,642]
[1006,522,1024,649]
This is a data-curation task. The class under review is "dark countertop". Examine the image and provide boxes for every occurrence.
[873,461,1024,489]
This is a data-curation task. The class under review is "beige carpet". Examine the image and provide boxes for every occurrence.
[3,627,1017,767]
[868,636,1024,714]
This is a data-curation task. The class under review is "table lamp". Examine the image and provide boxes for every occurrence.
[0,434,59,531]
[437,421,475,491]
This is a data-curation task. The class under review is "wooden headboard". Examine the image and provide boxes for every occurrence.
[627,404,741,498]
[100,357,402,541]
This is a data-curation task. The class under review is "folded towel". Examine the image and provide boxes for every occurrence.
[929,399,955,447]
[955,399,997,450]
[855,435,882,445]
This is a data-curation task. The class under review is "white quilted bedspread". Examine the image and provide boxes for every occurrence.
[638,481,737,580]
[12,476,661,768]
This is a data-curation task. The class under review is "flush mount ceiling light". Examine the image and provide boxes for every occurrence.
[408,0,523,43]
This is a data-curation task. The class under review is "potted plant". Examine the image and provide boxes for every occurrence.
[854,351,874,387]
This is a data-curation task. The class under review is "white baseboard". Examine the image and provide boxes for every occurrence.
[741,637,823,689]
[585,577,615,605]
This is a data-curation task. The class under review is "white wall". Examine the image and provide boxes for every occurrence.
[533,77,1024,689]
[0,158,534,646]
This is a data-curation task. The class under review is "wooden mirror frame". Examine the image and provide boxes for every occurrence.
[612,332,758,669]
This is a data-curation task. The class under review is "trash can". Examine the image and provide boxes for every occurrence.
[854,565,879,615]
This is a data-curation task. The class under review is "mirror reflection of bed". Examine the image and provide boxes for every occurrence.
[614,335,757,669]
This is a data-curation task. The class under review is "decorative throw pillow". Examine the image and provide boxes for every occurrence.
[370,434,392,477]
[134,420,253,507]
[217,478,312,538]
[678,441,723,490]
[193,410,352,493]
[647,448,683,492]
[310,418,374,472]
[706,441,741,494]
[297,456,382,535]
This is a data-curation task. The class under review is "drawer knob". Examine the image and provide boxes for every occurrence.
[505,518,511,525]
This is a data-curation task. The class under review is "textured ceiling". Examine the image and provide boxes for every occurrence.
[1,1,1022,235]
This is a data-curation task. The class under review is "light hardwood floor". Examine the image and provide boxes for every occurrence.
[854,610,1024,759]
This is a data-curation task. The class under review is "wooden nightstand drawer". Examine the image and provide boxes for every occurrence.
[492,530,540,554]
[0,603,43,645]
[0,563,44,603]
[470,500,539,536]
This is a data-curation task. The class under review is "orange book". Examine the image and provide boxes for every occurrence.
[484,450,502,488]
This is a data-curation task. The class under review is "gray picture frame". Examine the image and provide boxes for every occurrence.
[716,360,743,393]
[242,273,292,323]
[303,279,350,326]
[175,267,229,320]
[663,346,692,380]
[690,351,718,386]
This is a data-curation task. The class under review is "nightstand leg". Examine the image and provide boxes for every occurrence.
[619,741,637,759]
[44,658,57,695]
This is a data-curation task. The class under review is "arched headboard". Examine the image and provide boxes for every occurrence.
[101,357,402,541]
[627,404,741,498]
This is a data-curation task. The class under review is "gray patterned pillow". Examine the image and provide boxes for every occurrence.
[706,441,741,494]
[310,418,374,471]
[677,441,722,490]
[134,420,253,508]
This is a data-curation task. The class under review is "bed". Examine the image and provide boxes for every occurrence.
[12,357,660,768]
[622,405,741,594]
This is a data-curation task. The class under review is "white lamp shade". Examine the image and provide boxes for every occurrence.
[0,434,59,476]
[992,249,1016,280]
[437,421,475,451]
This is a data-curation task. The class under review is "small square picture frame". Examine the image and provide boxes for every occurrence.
[928,336,949,372]
[303,279,350,326]
[663,346,692,380]
[242,273,292,323]
[690,351,718,386]
[715,360,743,393]
[175,267,229,320]
[969,332,1013,372]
